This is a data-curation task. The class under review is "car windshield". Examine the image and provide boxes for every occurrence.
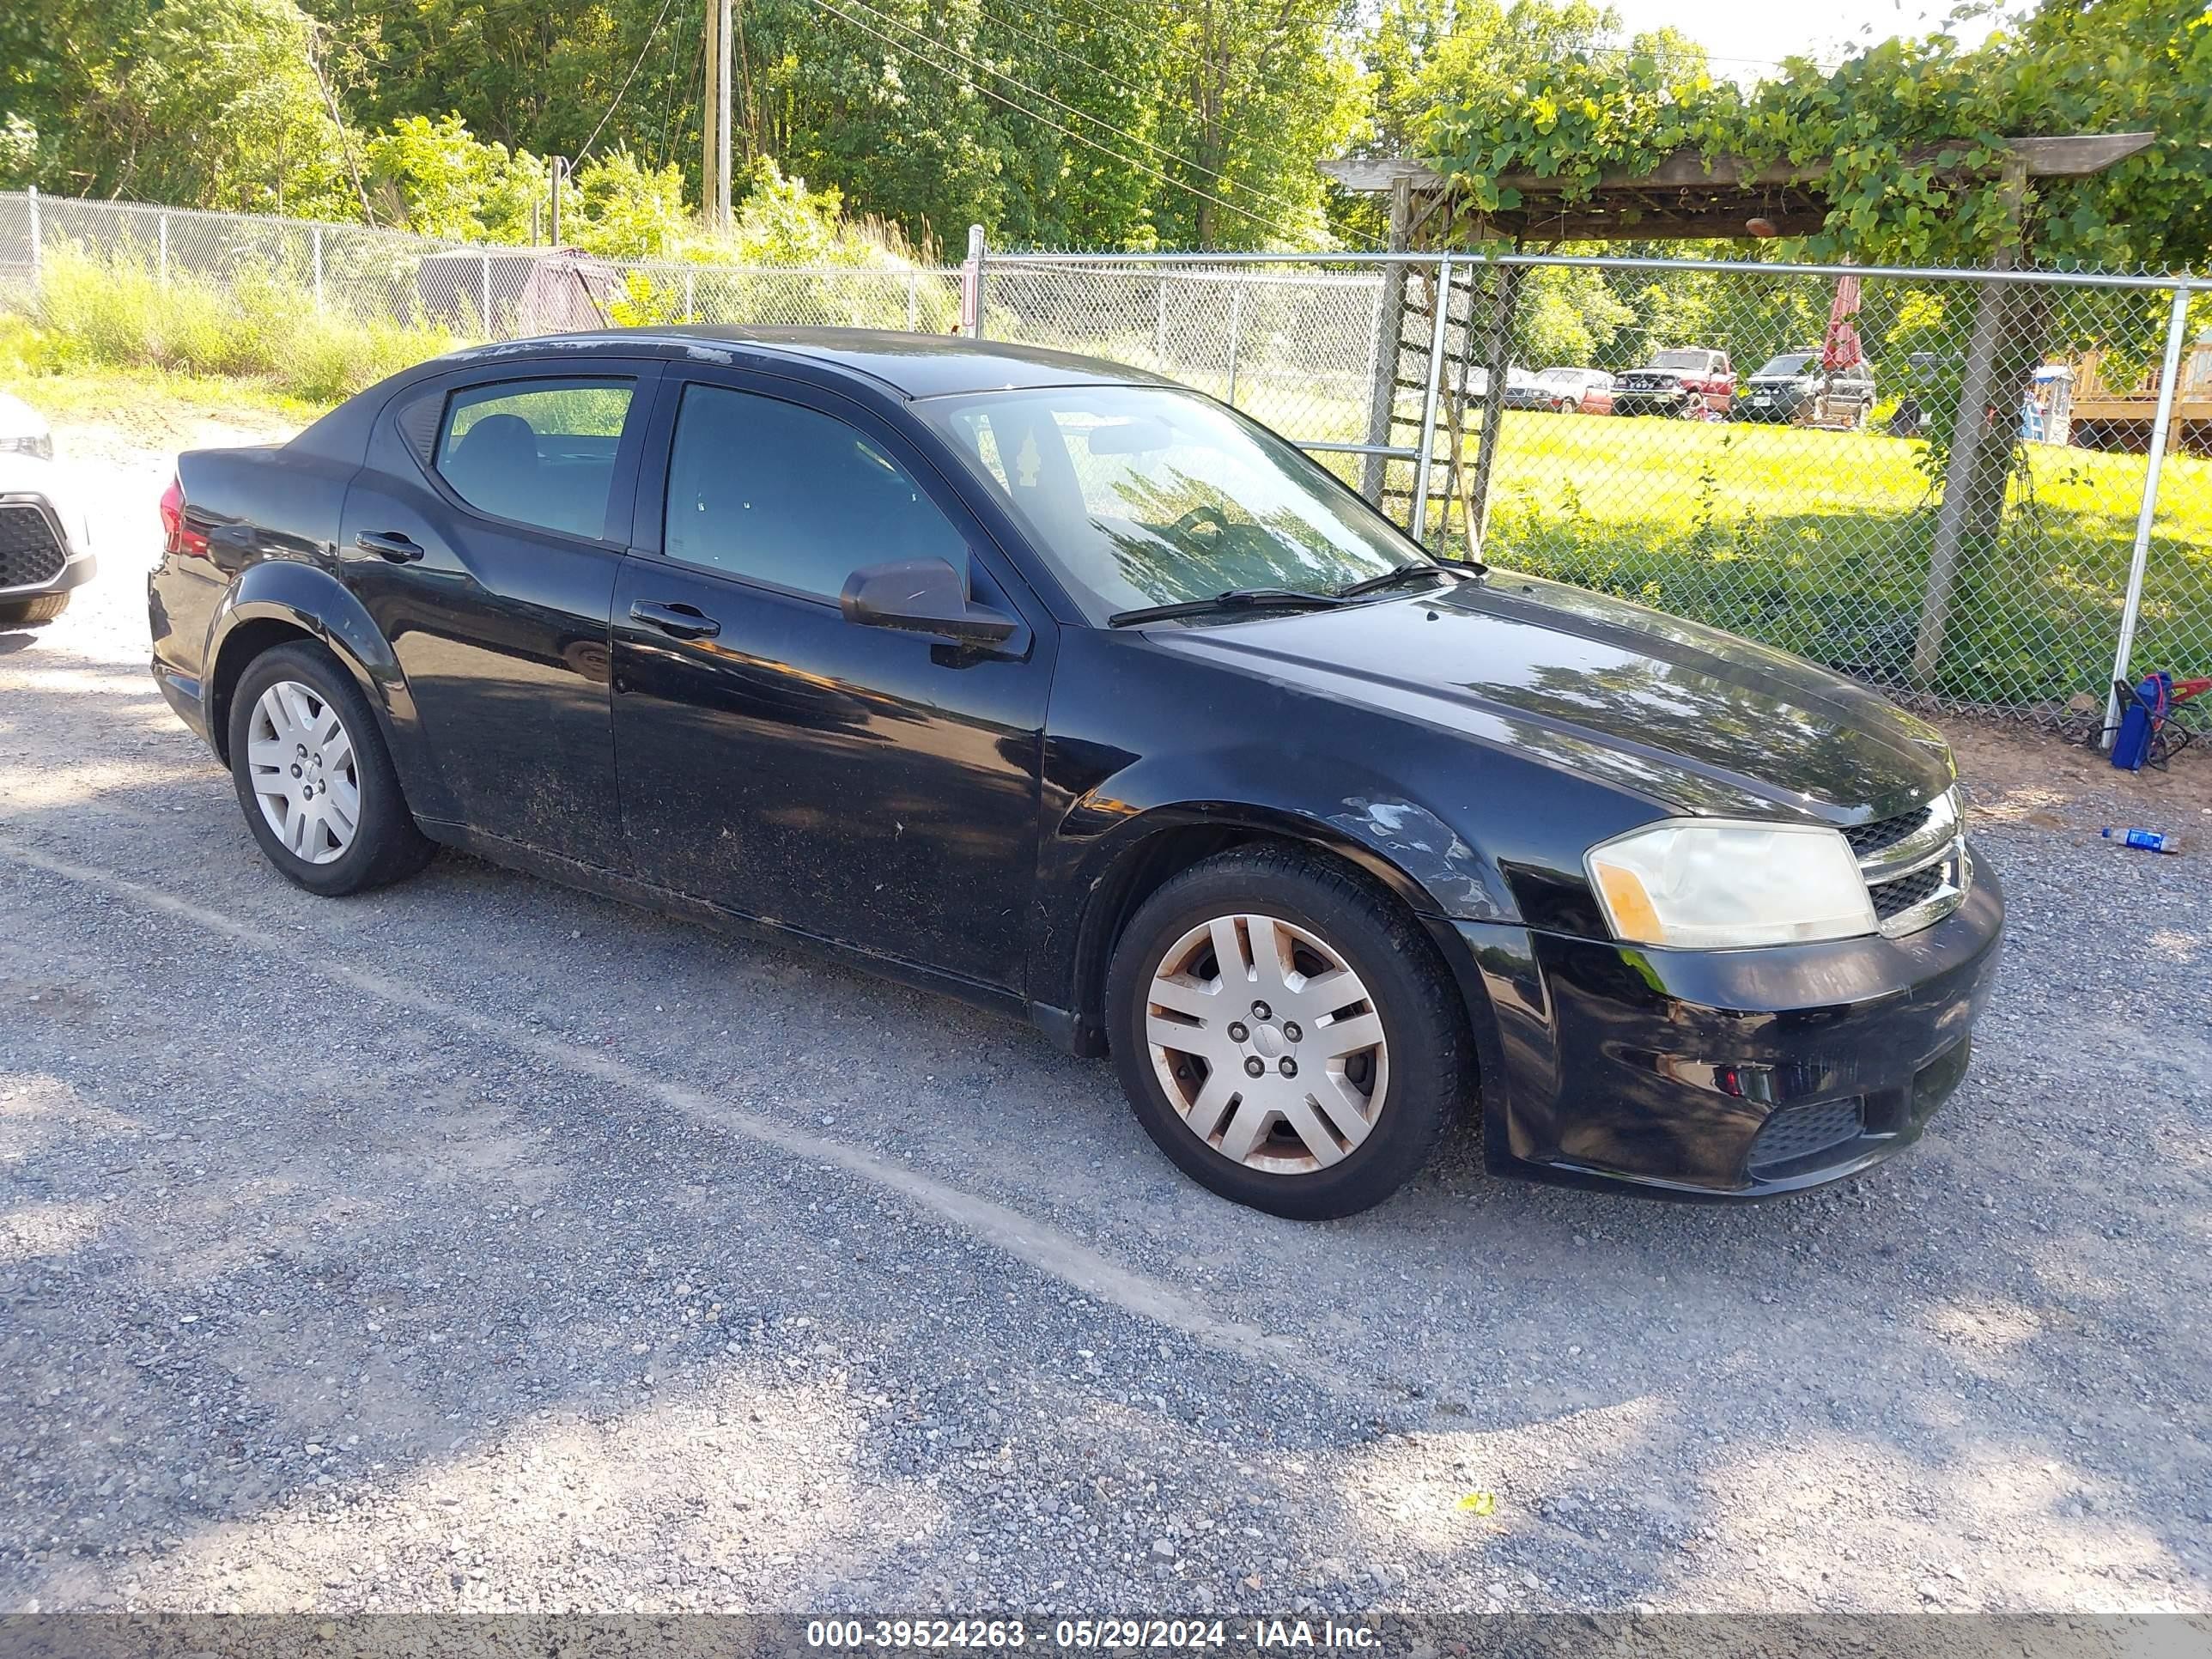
[1536,368,1586,386]
[921,386,1421,622]
[1756,353,1818,377]
[1650,349,1709,372]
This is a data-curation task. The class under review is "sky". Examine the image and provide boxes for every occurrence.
[1598,0,2018,80]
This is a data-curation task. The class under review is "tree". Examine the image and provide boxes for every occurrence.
[2,0,356,214]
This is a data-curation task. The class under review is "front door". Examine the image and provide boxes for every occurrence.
[609,373,1052,994]
[343,364,659,867]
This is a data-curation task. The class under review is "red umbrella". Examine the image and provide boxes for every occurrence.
[1823,271,1865,373]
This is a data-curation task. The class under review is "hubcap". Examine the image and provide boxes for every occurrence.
[1144,913,1389,1176]
[245,681,359,866]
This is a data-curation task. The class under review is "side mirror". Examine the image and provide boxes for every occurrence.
[840,557,1018,646]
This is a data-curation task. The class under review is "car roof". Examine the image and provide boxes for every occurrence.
[425,325,1182,401]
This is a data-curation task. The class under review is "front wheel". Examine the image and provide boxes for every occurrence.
[1104,848,1470,1218]
[0,592,69,625]
[227,641,434,896]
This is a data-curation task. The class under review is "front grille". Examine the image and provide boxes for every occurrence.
[1747,1097,1865,1176]
[0,502,66,589]
[1853,789,1967,937]
[1870,860,1946,921]
[1844,804,1935,860]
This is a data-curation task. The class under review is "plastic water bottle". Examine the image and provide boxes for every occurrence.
[2102,827,2179,854]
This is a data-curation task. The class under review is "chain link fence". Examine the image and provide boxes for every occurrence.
[0,190,965,336]
[3,190,2206,727]
[984,249,2212,728]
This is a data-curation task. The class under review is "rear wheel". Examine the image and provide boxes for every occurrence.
[227,641,434,896]
[1105,848,1468,1218]
[0,592,69,625]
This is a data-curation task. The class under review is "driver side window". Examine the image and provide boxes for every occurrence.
[663,384,969,599]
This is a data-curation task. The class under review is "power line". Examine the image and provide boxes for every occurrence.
[975,0,1351,216]
[654,0,705,174]
[811,0,1322,245]
[577,0,686,163]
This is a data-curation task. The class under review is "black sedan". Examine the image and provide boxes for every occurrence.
[149,329,2002,1218]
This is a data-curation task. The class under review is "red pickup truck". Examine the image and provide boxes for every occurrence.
[1612,348,1735,418]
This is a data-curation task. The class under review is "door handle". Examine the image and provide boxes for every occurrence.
[356,530,423,563]
[629,599,721,641]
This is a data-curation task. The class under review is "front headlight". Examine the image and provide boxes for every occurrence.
[1585,818,1876,950]
[0,432,53,461]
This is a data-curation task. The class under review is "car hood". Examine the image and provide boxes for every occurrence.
[1146,572,1954,823]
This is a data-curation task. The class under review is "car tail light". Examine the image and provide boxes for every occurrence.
[159,473,207,557]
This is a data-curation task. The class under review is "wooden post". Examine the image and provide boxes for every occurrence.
[1914,156,2030,690]
[1360,177,1413,504]
[1463,262,1525,562]
[701,0,723,228]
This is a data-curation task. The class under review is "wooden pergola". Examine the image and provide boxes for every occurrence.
[1320,134,2154,248]
[1321,132,2157,688]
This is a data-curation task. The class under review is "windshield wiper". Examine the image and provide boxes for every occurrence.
[1334,561,1479,600]
[1107,587,1346,628]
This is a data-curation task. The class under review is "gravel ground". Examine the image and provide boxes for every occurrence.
[0,407,2208,1619]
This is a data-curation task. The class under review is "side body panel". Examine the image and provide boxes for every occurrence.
[610,368,1057,994]
[334,360,663,866]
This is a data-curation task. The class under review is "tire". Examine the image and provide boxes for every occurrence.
[1104,847,1470,1219]
[226,641,434,896]
[0,592,69,625]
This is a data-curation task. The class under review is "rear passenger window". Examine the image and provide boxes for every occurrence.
[662,384,968,599]
[434,379,634,539]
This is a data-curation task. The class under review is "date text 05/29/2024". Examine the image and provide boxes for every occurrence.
[806,1619,1379,1650]
[805,1627,1371,1654]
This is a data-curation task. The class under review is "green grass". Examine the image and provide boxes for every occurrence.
[1288,399,2212,710]
[6,273,2205,711]
[8,244,456,408]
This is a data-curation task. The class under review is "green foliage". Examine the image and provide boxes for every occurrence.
[4,0,1369,251]
[570,150,690,257]
[1512,264,1634,366]
[1413,0,2212,272]
[2,0,357,216]
[21,243,452,401]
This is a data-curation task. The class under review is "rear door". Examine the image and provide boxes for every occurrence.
[342,360,661,867]
[609,368,1054,993]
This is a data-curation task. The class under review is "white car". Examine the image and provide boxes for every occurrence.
[0,390,96,623]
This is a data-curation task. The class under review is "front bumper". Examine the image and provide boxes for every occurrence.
[1735,389,1808,421]
[0,493,96,601]
[1438,859,2004,1198]
[1613,389,1687,415]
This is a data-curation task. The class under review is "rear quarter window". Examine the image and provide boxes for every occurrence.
[433,379,635,540]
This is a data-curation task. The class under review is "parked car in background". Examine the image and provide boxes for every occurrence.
[150,327,2002,1219]
[1510,368,1615,414]
[1613,349,1735,418]
[1738,352,1878,428]
[0,392,96,624]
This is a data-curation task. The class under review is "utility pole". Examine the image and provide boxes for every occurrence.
[702,0,732,230]
[714,0,733,229]
[548,156,567,246]
[701,0,720,228]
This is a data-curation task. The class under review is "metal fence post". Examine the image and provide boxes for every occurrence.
[313,225,325,310]
[479,247,493,337]
[158,210,168,287]
[1409,254,1453,545]
[906,270,919,332]
[684,270,696,321]
[963,224,987,339]
[2102,283,2195,744]
[1225,277,1245,406]
[25,185,38,283]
